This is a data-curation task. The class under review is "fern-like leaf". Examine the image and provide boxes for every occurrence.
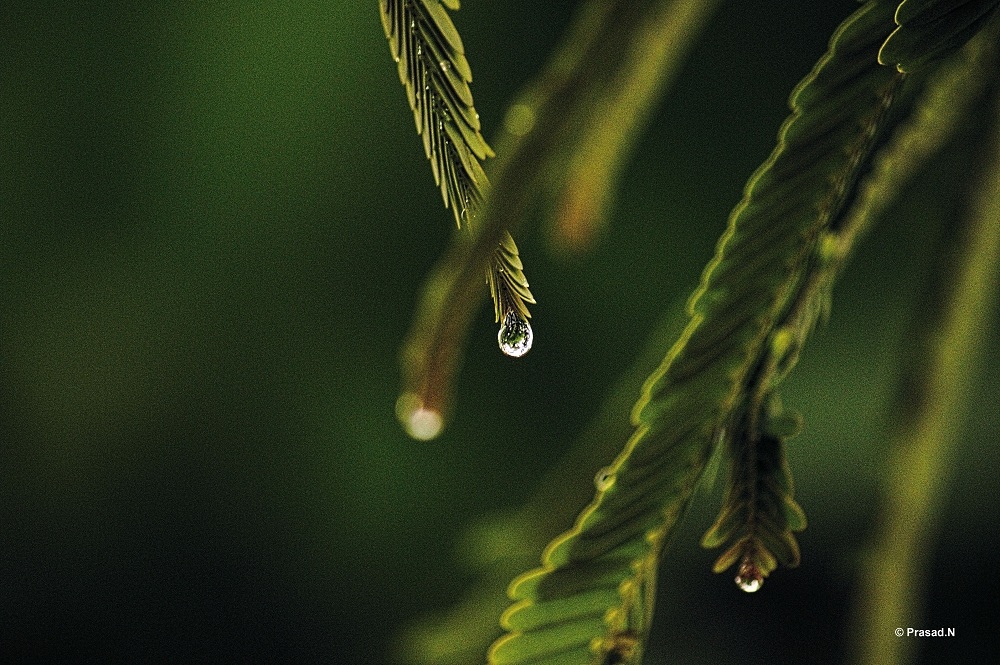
[490,2,911,662]
[701,397,806,591]
[381,1,535,393]
[879,0,1000,71]
[394,0,716,436]
[381,0,492,226]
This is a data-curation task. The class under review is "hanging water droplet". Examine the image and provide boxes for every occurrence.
[409,19,416,31]
[734,559,763,593]
[594,467,616,491]
[498,310,532,357]
[416,44,422,56]
[439,61,450,72]
[395,392,444,441]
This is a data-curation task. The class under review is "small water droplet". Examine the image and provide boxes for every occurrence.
[409,19,416,31]
[394,56,400,64]
[498,310,532,357]
[439,60,450,72]
[416,44,422,56]
[594,467,616,491]
[396,392,443,441]
[735,559,763,593]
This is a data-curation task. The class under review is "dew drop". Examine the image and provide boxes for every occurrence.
[395,392,443,441]
[594,467,616,491]
[416,44,422,56]
[498,310,532,357]
[735,559,763,593]
[439,60,450,72]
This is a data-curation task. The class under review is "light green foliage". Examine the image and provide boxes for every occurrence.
[391,0,717,436]
[488,1,990,662]
[381,0,1000,663]
[379,0,535,359]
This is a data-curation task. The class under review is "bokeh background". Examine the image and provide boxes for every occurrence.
[2,1,997,663]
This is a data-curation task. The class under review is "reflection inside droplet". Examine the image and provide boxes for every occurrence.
[735,559,763,593]
[498,310,532,357]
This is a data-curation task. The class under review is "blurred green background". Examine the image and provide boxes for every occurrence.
[2,1,997,663]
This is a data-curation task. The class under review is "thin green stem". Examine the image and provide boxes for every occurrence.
[397,0,720,435]
[850,75,1000,665]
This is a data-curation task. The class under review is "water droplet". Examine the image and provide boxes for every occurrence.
[439,61,450,72]
[409,20,416,31]
[396,392,443,441]
[394,56,400,64]
[498,310,532,357]
[735,560,763,593]
[594,467,616,491]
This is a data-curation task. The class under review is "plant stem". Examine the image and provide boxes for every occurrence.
[850,81,1000,665]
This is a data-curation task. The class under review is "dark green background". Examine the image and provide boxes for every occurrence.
[2,1,997,663]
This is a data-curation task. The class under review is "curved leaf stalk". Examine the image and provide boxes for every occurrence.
[850,45,1000,665]
[398,300,689,665]
[381,0,536,438]
[395,0,718,437]
[490,3,910,662]
[542,0,722,252]
[698,26,995,587]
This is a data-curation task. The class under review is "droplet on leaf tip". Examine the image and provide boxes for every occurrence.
[735,560,763,593]
[396,392,443,441]
[498,310,532,357]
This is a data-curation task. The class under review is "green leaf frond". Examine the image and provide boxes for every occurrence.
[382,1,536,437]
[490,2,915,662]
[393,0,714,436]
[489,231,536,322]
[380,0,492,227]
[398,301,689,665]
[700,398,806,591]
[699,9,1000,593]
[879,0,1000,72]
